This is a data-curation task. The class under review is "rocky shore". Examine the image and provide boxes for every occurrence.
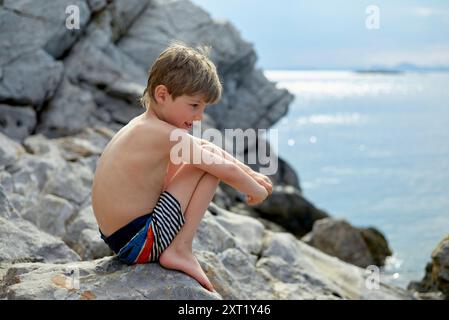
[0,0,442,300]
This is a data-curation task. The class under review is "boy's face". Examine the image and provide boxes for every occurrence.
[159,91,207,130]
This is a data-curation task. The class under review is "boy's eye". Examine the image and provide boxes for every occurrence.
[191,104,199,107]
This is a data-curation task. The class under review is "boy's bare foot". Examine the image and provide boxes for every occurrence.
[159,245,215,293]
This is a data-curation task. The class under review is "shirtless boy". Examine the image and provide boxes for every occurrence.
[91,42,273,293]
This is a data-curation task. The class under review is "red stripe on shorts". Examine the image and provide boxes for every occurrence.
[135,224,154,264]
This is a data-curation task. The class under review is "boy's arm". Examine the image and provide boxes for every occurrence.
[193,136,273,195]
[166,128,267,198]
[193,137,253,175]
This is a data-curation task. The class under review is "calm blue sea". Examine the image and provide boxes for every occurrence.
[264,70,449,288]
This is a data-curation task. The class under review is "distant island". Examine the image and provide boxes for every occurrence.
[354,69,402,74]
[354,62,449,74]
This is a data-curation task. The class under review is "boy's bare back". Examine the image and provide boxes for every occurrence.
[92,113,176,237]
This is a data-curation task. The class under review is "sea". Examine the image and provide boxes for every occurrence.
[264,70,449,288]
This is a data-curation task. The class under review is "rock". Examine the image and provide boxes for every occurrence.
[0,224,412,300]
[0,132,26,170]
[77,228,112,260]
[0,171,14,194]
[0,217,81,264]
[211,185,234,210]
[0,257,220,300]
[22,134,65,160]
[88,87,144,125]
[360,227,392,266]
[408,235,449,299]
[208,203,265,255]
[52,135,102,162]
[64,25,147,95]
[37,77,97,138]
[0,104,37,142]
[270,157,301,190]
[117,0,293,131]
[64,205,112,260]
[22,194,76,238]
[0,186,80,264]
[1,0,90,60]
[261,231,411,300]
[0,49,63,107]
[42,161,92,206]
[117,0,219,71]
[87,0,107,13]
[8,153,65,202]
[60,20,147,131]
[107,0,151,41]
[192,211,239,254]
[253,185,329,238]
[302,218,392,268]
[0,184,20,219]
[208,68,293,131]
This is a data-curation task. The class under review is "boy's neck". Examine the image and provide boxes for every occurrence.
[145,103,164,121]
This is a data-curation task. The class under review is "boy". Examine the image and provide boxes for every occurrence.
[91,42,273,293]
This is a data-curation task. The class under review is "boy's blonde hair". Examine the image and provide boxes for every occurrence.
[139,41,222,109]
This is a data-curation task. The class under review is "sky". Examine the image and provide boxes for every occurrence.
[191,0,449,70]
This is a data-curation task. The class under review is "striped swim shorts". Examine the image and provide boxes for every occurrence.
[99,191,185,265]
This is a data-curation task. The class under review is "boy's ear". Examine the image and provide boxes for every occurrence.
[154,85,170,104]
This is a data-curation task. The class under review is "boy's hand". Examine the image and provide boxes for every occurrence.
[248,170,273,196]
[246,185,269,206]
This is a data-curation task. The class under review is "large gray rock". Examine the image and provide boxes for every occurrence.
[37,77,97,138]
[268,157,301,190]
[64,23,147,96]
[0,184,20,220]
[7,152,66,209]
[59,18,147,131]
[64,205,112,260]
[22,194,76,238]
[0,226,413,300]
[302,218,392,268]
[0,217,81,264]
[0,257,220,300]
[0,186,80,264]
[42,161,93,206]
[52,134,103,162]
[261,231,411,300]
[0,132,26,170]
[0,49,63,107]
[408,235,449,299]
[193,211,240,254]
[1,0,90,60]
[117,0,293,132]
[0,104,36,142]
[22,134,66,160]
[0,1,90,107]
[359,227,393,266]
[253,185,329,238]
[208,202,265,255]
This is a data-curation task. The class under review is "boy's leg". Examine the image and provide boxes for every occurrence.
[160,164,220,292]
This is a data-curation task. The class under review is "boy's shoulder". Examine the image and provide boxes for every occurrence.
[138,116,180,136]
[135,116,188,147]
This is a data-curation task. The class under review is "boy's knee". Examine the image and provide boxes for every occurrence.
[203,172,220,184]
[183,163,205,175]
